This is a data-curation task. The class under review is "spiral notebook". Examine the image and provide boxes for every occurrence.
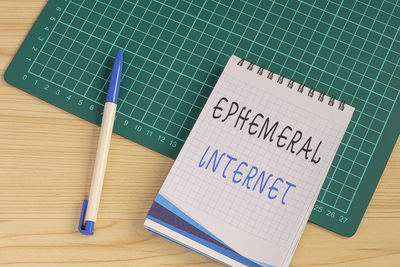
[145,55,354,266]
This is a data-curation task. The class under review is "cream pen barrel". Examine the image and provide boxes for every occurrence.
[78,49,123,235]
[86,102,116,222]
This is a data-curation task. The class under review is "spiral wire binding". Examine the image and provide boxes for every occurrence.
[237,58,346,111]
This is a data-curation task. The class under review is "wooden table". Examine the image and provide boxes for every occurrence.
[1,1,399,266]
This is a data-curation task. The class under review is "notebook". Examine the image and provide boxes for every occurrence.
[145,55,354,266]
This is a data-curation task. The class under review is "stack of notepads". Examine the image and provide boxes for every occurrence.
[145,56,354,266]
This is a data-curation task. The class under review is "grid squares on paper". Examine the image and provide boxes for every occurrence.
[25,0,400,216]
[161,69,349,248]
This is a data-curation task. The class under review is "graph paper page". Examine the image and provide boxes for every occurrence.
[160,55,354,266]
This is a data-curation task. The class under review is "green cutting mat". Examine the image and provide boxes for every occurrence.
[5,0,400,236]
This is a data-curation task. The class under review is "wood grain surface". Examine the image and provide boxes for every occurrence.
[0,1,399,266]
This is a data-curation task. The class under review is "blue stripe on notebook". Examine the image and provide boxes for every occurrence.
[147,215,268,267]
[146,229,231,265]
[154,194,228,246]
[148,200,232,251]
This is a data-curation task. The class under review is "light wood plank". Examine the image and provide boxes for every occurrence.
[0,1,399,266]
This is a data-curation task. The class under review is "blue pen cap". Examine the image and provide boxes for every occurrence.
[78,200,95,235]
[106,49,123,104]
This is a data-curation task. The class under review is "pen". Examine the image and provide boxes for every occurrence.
[79,49,123,235]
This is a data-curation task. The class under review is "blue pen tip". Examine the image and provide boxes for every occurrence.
[117,49,123,58]
[115,49,123,65]
[106,49,123,104]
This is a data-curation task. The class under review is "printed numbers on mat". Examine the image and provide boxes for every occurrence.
[22,3,67,92]
[313,204,323,213]
[157,135,177,147]
[339,216,348,223]
[326,210,335,218]
[313,204,349,224]
[25,4,65,68]
[128,123,180,149]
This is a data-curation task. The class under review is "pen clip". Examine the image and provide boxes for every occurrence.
[79,200,95,235]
